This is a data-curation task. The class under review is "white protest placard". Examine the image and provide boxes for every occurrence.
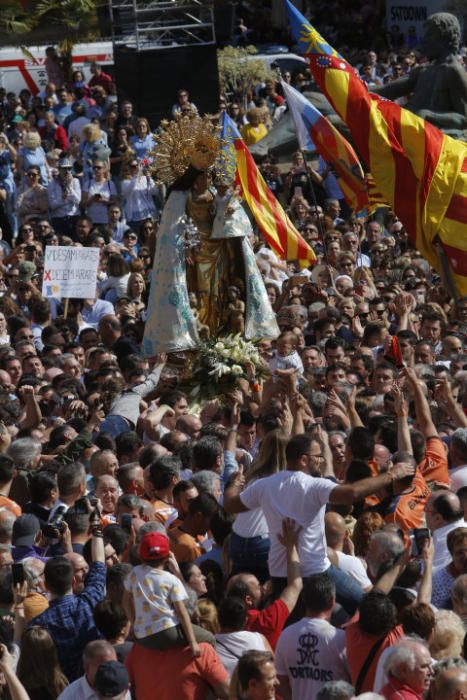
[42,246,100,300]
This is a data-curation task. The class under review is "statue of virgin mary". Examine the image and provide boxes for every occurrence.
[142,113,279,356]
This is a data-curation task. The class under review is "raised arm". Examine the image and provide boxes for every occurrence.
[435,376,467,428]
[223,467,249,514]
[277,518,303,612]
[329,462,415,505]
[403,367,438,437]
[392,384,412,455]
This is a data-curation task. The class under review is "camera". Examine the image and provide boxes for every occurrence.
[47,505,67,533]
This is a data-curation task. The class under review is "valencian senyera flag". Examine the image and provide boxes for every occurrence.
[280,79,369,212]
[219,111,316,267]
[285,0,467,294]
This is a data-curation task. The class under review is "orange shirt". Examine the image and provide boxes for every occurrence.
[126,642,228,700]
[383,470,430,530]
[151,498,178,528]
[419,436,449,486]
[0,495,21,518]
[167,526,203,563]
[346,621,404,693]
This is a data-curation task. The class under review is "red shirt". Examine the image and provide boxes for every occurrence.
[246,599,289,649]
[89,72,113,92]
[381,675,424,699]
[126,643,228,700]
[39,123,68,151]
[346,621,404,694]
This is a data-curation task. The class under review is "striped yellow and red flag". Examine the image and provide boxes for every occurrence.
[285,0,467,294]
[220,112,316,267]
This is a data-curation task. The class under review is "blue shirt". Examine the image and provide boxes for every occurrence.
[130,134,155,162]
[30,561,106,681]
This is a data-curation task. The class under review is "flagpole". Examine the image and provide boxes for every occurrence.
[299,147,329,265]
[278,72,329,265]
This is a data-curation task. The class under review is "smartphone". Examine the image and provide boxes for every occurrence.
[411,527,430,556]
[121,514,133,534]
[12,563,24,586]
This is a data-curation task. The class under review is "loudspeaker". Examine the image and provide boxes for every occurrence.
[113,45,220,127]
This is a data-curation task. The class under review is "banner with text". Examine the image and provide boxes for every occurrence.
[386,0,444,46]
[42,246,100,299]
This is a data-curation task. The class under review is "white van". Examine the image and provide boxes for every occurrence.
[0,42,114,95]
[248,52,307,75]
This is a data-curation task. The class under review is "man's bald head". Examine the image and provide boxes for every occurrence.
[226,572,262,608]
[325,512,347,548]
[427,490,463,531]
[432,665,467,700]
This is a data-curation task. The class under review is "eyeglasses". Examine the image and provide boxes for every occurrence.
[307,453,324,461]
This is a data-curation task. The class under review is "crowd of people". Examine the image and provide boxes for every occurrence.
[0,16,464,700]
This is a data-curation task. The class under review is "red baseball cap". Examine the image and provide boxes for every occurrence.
[139,532,170,560]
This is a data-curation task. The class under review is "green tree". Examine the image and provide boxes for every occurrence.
[217,45,273,109]
[0,0,105,83]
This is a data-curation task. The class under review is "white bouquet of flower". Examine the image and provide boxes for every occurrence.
[181,334,268,401]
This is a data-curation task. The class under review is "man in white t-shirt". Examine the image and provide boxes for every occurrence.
[275,572,350,700]
[224,433,414,615]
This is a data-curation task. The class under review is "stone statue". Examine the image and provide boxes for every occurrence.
[375,13,467,137]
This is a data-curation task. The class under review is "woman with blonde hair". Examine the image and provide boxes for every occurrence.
[288,194,310,229]
[130,117,155,163]
[429,609,465,660]
[240,108,268,146]
[353,265,377,300]
[197,599,220,635]
[17,626,68,700]
[230,429,288,582]
[17,131,49,184]
[80,122,109,184]
[127,271,146,316]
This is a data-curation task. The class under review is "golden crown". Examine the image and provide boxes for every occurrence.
[151,112,223,186]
